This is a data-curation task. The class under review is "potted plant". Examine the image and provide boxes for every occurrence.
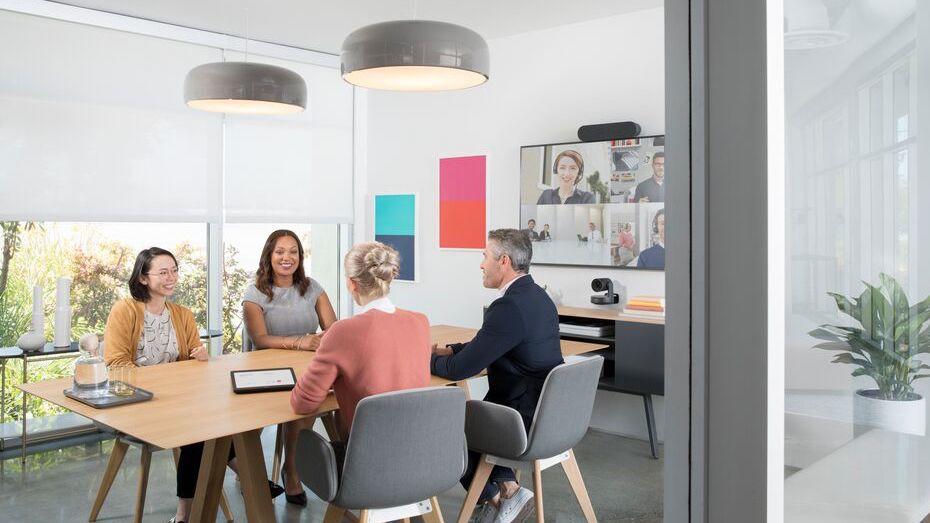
[809,273,930,436]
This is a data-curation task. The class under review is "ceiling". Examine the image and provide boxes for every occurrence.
[54,0,663,55]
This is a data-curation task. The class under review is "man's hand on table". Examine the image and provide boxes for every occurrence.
[431,343,453,357]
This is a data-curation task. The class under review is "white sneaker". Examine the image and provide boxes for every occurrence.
[470,502,499,523]
[493,487,535,523]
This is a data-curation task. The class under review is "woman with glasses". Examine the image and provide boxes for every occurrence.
[103,247,283,523]
[242,229,337,505]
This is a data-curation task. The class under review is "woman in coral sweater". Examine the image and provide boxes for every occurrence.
[290,241,432,440]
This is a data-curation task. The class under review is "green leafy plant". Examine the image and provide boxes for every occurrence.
[586,170,610,203]
[810,273,930,400]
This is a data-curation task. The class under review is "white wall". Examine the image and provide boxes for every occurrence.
[360,8,666,441]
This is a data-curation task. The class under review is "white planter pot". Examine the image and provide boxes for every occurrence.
[853,389,925,437]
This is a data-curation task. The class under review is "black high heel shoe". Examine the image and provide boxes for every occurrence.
[268,480,285,499]
[282,476,308,506]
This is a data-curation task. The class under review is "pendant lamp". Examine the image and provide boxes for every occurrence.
[184,61,307,114]
[341,20,489,91]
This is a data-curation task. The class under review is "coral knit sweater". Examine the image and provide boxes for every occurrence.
[289,308,432,439]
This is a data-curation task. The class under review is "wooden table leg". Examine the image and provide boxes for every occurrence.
[233,428,276,523]
[190,436,232,523]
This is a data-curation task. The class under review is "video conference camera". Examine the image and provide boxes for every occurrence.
[591,278,620,305]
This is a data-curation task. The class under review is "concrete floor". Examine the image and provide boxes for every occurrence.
[0,429,662,522]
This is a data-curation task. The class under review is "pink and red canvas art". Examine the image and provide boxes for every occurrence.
[439,155,486,249]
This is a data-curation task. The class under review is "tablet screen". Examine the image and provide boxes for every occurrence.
[231,368,296,391]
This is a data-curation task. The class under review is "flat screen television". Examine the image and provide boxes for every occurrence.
[519,135,665,269]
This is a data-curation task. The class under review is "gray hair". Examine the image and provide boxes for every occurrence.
[487,229,532,273]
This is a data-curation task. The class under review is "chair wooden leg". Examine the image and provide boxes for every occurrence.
[357,509,370,523]
[133,446,153,523]
[532,460,544,523]
[562,450,596,523]
[456,380,472,400]
[323,504,346,523]
[271,423,285,484]
[421,496,445,523]
[218,490,234,522]
[89,438,129,521]
[456,455,494,523]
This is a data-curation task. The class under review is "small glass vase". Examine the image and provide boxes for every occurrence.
[72,335,109,398]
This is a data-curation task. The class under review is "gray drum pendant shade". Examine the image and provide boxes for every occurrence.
[341,20,489,91]
[184,62,307,114]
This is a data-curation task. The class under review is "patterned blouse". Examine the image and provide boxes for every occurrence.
[134,308,179,366]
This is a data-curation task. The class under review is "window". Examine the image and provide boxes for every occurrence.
[221,224,340,354]
[0,222,207,422]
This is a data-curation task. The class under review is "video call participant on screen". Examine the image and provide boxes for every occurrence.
[633,152,665,203]
[431,229,563,523]
[587,222,602,243]
[523,219,540,241]
[637,209,666,269]
[539,223,551,241]
[536,149,596,205]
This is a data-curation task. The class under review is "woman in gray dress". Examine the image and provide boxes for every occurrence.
[242,229,337,505]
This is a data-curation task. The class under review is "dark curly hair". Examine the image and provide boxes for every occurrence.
[255,230,310,300]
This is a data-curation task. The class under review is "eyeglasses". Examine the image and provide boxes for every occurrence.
[145,267,180,278]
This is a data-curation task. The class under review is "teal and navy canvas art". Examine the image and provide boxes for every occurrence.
[374,194,416,281]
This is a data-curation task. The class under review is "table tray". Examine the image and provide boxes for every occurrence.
[63,383,154,408]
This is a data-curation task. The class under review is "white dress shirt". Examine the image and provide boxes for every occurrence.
[357,295,396,315]
[498,274,528,297]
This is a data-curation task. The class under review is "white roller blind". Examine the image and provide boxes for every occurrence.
[0,11,224,222]
[223,53,355,223]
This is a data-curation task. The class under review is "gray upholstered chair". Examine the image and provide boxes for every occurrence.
[296,386,467,523]
[457,355,604,523]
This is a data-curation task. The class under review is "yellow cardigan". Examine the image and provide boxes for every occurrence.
[103,298,201,367]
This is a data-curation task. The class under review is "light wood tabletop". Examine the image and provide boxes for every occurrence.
[430,324,610,358]
[18,348,333,450]
[557,305,666,325]
[19,323,607,523]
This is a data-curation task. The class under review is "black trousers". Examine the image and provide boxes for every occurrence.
[177,441,236,498]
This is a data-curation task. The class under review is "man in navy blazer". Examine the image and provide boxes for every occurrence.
[432,228,562,523]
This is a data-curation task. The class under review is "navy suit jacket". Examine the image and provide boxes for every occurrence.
[431,274,563,427]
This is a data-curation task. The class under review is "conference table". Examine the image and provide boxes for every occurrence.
[18,325,607,523]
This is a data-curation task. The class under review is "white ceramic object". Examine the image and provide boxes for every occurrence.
[16,331,46,352]
[30,284,43,334]
[53,277,72,348]
[853,389,925,437]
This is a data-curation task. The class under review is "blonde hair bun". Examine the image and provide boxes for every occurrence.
[345,242,401,298]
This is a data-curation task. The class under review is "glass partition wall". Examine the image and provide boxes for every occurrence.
[783,1,929,519]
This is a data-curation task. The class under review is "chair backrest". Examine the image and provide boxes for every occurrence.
[241,310,255,352]
[335,386,467,509]
[522,355,604,460]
